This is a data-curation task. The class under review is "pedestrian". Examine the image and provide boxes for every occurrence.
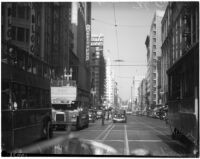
[101,109,105,126]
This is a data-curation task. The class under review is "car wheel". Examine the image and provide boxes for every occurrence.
[42,121,52,139]
[76,117,80,130]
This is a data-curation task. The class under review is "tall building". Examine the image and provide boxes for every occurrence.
[138,78,148,113]
[133,76,145,102]
[90,34,106,107]
[1,3,53,77]
[105,58,115,108]
[114,81,119,108]
[146,10,164,108]
[145,36,151,108]
[161,2,199,105]
[50,3,72,78]
[77,2,91,95]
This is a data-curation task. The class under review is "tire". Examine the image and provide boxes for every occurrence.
[85,122,89,128]
[76,117,80,130]
[42,121,52,139]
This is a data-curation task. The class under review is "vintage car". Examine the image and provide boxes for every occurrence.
[88,109,96,122]
[112,109,127,123]
[96,110,103,119]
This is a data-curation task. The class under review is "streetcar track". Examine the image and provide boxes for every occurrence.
[102,125,115,141]
[95,123,113,140]
[124,125,130,155]
[136,117,186,148]
[134,119,171,136]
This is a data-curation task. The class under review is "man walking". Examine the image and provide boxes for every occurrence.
[101,108,105,126]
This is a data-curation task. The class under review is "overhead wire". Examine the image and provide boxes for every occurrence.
[113,3,120,71]
[92,18,150,28]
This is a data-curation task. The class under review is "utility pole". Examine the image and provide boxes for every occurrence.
[131,86,132,112]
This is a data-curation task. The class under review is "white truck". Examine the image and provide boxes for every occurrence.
[51,80,89,130]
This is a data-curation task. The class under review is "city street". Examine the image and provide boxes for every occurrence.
[54,115,191,157]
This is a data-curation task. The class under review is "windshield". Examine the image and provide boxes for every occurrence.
[52,102,78,111]
[2,1,198,157]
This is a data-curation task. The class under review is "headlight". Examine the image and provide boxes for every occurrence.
[72,114,76,118]
[121,115,124,117]
[114,115,117,117]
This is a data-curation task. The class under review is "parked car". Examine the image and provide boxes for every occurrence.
[126,111,132,115]
[96,110,102,119]
[88,109,96,122]
[112,109,127,123]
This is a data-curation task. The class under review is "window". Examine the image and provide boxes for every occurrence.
[2,81,10,110]
[12,83,21,109]
[20,85,28,109]
[153,52,156,57]
[153,73,156,79]
[12,3,17,17]
[17,27,25,42]
[12,26,16,40]
[26,29,29,43]
[27,57,32,73]
[26,7,30,20]
[17,5,26,19]
[153,80,156,86]
[17,51,25,70]
[32,60,37,74]
[38,62,43,77]
[192,12,196,43]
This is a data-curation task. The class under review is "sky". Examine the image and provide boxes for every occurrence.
[91,2,167,101]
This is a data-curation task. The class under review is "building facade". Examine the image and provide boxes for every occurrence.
[138,78,148,113]
[105,58,115,108]
[1,2,92,107]
[76,2,91,103]
[145,35,151,109]
[1,3,53,78]
[90,34,106,107]
[133,75,145,108]
[146,10,164,108]
[161,2,199,105]
[113,81,119,108]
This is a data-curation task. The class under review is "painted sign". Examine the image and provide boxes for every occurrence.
[29,3,35,55]
[86,24,91,61]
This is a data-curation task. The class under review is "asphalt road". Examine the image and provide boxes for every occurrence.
[54,115,193,157]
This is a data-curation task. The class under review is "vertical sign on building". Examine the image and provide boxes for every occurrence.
[86,24,91,62]
[29,3,36,55]
[6,3,12,42]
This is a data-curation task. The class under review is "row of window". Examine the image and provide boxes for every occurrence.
[12,4,30,20]
[12,26,30,43]
[169,61,195,100]
[2,82,51,110]
[2,45,51,79]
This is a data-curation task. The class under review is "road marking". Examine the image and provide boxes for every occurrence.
[124,125,130,155]
[136,118,186,148]
[82,139,186,144]
[139,120,171,140]
[102,125,115,140]
[95,123,112,140]
[83,139,123,142]
[82,130,105,131]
